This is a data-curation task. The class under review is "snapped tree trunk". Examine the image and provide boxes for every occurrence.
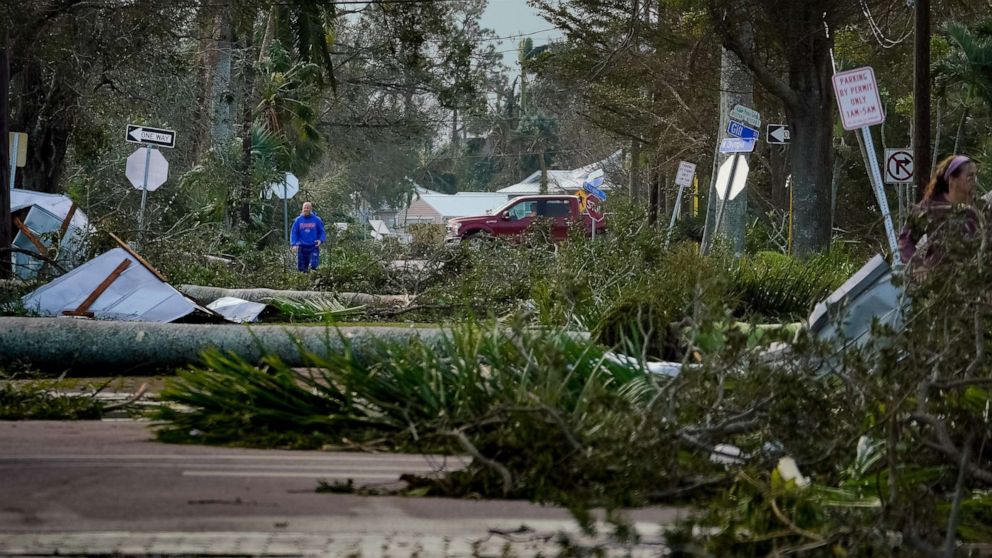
[0,317,445,374]
[177,284,415,309]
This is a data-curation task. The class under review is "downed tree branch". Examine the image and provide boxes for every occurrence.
[177,284,413,309]
[449,429,513,497]
[0,317,446,373]
[102,383,148,411]
[911,413,992,484]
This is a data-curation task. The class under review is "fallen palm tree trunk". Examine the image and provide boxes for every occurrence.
[0,317,444,374]
[177,284,412,309]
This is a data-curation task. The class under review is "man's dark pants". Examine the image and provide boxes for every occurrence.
[297,245,320,272]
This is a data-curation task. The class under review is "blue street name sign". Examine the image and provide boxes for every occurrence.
[584,182,607,201]
[719,138,756,154]
[727,120,759,141]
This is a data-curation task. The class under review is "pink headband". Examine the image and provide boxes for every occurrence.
[944,156,971,181]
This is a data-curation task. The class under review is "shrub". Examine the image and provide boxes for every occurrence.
[593,242,730,360]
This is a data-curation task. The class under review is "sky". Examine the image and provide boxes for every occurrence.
[479,0,562,77]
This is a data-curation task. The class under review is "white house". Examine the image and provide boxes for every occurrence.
[497,150,623,198]
[396,192,511,227]
[381,150,623,229]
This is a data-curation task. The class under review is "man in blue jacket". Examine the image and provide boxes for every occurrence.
[290,201,326,272]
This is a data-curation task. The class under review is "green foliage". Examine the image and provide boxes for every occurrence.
[0,380,103,421]
[730,250,856,321]
[407,223,445,256]
[309,236,395,294]
[595,242,729,360]
[267,296,365,323]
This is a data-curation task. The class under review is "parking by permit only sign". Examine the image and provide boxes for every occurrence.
[832,67,884,131]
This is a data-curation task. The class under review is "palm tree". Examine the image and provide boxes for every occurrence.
[936,21,992,152]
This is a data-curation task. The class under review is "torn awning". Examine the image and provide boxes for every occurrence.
[9,189,91,279]
[22,247,216,323]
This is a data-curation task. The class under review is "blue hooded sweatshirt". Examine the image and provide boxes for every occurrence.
[290,213,326,247]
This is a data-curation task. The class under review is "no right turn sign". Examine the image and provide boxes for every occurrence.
[884,148,913,184]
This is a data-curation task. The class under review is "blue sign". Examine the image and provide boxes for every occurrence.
[719,138,756,154]
[584,182,607,201]
[727,120,759,140]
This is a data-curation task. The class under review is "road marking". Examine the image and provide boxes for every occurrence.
[2,453,467,464]
[0,462,455,472]
[182,471,429,479]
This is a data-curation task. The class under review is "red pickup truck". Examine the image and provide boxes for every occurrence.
[445,194,604,243]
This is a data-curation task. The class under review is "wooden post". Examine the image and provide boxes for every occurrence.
[13,217,46,256]
[108,231,167,282]
[58,202,78,237]
[62,259,132,317]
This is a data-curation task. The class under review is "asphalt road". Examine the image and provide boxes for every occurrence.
[0,421,683,556]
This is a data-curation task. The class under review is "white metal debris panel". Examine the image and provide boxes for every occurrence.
[22,248,202,323]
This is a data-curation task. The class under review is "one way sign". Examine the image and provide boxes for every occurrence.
[767,124,790,144]
[126,124,176,148]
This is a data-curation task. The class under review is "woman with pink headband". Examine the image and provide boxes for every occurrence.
[897,154,979,265]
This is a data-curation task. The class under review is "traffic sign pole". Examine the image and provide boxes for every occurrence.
[283,177,289,242]
[665,182,687,248]
[861,129,899,262]
[833,66,898,263]
[709,154,740,251]
[138,145,152,246]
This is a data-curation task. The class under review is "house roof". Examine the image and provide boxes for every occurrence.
[498,150,623,194]
[414,193,510,218]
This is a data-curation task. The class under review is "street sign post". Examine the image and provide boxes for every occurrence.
[730,105,761,128]
[727,120,759,141]
[267,172,300,241]
[832,66,898,262]
[586,196,603,240]
[709,154,750,251]
[125,147,169,244]
[766,124,790,144]
[719,138,756,153]
[125,125,176,149]
[668,161,697,247]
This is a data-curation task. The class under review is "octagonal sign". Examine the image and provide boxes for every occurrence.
[126,147,169,191]
[266,172,300,200]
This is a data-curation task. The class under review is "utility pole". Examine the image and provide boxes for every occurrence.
[913,0,931,200]
[701,34,754,255]
[0,37,12,278]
